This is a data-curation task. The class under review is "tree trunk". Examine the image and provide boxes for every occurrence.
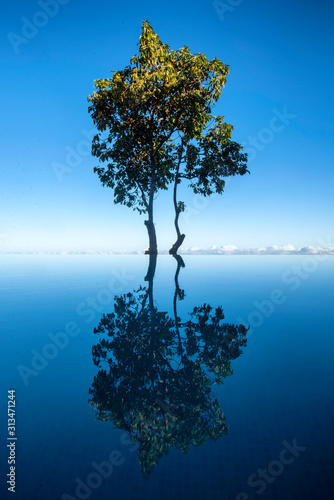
[144,254,157,399]
[173,254,185,362]
[144,253,157,283]
[144,219,157,255]
[145,142,158,255]
[169,174,185,255]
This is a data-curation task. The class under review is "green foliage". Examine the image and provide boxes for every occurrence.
[177,201,185,213]
[89,279,248,478]
[88,20,231,214]
[183,122,249,196]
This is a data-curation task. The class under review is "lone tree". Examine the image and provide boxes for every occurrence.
[88,20,245,254]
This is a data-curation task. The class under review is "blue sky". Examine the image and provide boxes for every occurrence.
[1,0,333,252]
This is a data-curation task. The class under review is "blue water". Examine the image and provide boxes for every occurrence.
[1,255,333,500]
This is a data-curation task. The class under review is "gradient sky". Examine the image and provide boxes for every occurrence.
[1,0,333,252]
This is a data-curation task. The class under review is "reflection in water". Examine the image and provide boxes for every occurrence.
[89,256,248,478]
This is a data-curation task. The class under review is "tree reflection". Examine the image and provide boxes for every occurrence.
[89,255,248,478]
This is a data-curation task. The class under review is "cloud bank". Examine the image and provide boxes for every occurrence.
[2,244,334,255]
[178,244,334,255]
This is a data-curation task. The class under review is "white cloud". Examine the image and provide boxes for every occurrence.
[178,245,334,255]
[220,244,238,252]
[298,246,318,254]
[1,245,334,255]
[281,244,296,252]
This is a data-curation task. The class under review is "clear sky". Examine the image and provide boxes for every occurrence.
[1,0,333,253]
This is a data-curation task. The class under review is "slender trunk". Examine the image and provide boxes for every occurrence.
[144,218,157,255]
[144,253,157,283]
[145,253,157,392]
[144,253,156,332]
[173,255,185,361]
[145,144,158,254]
[169,173,185,254]
[173,255,185,322]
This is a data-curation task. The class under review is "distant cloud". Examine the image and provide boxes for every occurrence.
[1,245,334,255]
[220,245,238,253]
[178,244,334,255]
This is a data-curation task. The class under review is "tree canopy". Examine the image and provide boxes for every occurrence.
[88,20,247,253]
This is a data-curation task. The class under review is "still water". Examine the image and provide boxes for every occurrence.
[1,254,333,500]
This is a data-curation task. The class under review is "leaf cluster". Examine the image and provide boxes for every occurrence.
[87,21,242,213]
[89,285,248,477]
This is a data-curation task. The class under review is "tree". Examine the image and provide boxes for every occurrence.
[89,256,249,477]
[88,20,232,254]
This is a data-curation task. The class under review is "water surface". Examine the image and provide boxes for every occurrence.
[1,255,333,500]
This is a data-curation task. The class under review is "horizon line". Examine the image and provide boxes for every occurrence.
[1,245,333,256]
